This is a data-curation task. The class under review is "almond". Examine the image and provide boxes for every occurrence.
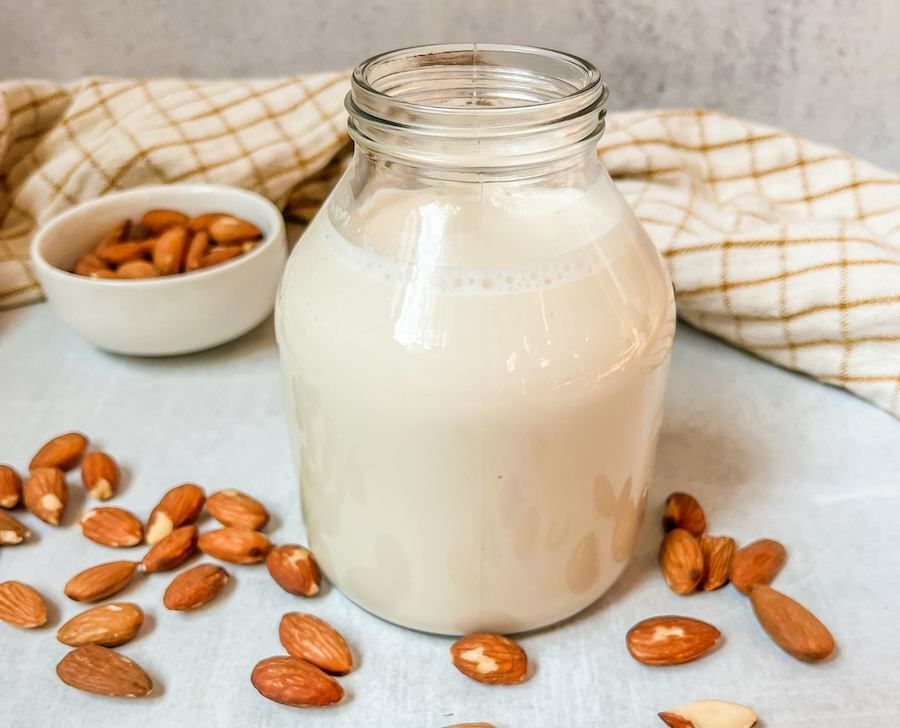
[188,211,228,232]
[80,507,143,547]
[749,584,834,662]
[208,215,262,244]
[279,612,353,675]
[251,655,344,707]
[117,260,160,279]
[450,632,528,685]
[95,219,131,251]
[56,645,153,697]
[205,489,269,531]
[96,241,145,265]
[443,724,497,728]
[626,615,721,666]
[24,467,68,525]
[0,510,31,545]
[57,603,144,647]
[153,225,189,275]
[266,544,321,597]
[141,208,190,234]
[660,700,758,728]
[198,527,271,564]
[30,431,87,471]
[81,451,120,500]
[141,524,198,572]
[0,580,48,628]
[185,230,210,271]
[74,252,112,276]
[198,245,243,268]
[0,464,22,508]
[145,483,205,544]
[698,534,736,591]
[163,563,229,610]
[659,528,703,595]
[65,561,139,602]
[662,492,706,537]
[730,539,786,594]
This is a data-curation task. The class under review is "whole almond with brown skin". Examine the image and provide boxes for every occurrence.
[141,208,189,233]
[0,510,31,545]
[658,713,696,728]
[81,451,120,500]
[141,525,198,572]
[198,527,271,564]
[57,645,153,697]
[0,464,22,508]
[57,603,144,647]
[65,561,139,602]
[145,483,205,544]
[209,215,261,244]
[95,219,131,251]
[0,580,48,628]
[699,534,736,591]
[117,260,160,279]
[450,633,528,685]
[251,655,343,707]
[750,584,834,662]
[662,492,706,537]
[199,245,243,268]
[30,432,87,471]
[80,507,143,547]
[74,252,112,277]
[163,563,229,610]
[660,700,758,728]
[280,612,353,675]
[24,467,68,525]
[626,615,721,666]
[659,528,703,595]
[731,539,787,594]
[206,489,269,531]
[153,225,189,275]
[266,544,321,597]
[185,230,210,271]
[96,242,145,265]
[188,211,227,232]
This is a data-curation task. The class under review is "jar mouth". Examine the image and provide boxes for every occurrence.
[346,43,608,168]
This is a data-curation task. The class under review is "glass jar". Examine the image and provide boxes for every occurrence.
[275,44,675,635]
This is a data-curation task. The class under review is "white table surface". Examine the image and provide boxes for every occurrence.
[1,303,898,728]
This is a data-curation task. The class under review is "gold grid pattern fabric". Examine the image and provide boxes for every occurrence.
[0,79,898,417]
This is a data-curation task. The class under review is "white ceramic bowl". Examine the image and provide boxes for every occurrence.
[32,184,288,356]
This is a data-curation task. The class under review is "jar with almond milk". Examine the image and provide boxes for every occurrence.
[275,43,675,635]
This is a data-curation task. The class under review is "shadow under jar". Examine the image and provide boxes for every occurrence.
[276,43,676,635]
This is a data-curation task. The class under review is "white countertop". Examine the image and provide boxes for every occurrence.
[1,303,898,727]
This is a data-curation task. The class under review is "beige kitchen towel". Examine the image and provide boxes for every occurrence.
[1,78,898,418]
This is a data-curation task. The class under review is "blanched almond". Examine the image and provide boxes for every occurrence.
[30,432,87,471]
[141,525,198,573]
[205,489,269,530]
[81,451,120,500]
[0,511,31,545]
[65,561,139,602]
[659,528,703,595]
[626,615,721,666]
[80,507,143,547]
[57,602,144,647]
[24,467,68,525]
[251,655,343,707]
[56,645,153,697]
[266,544,321,597]
[0,464,22,508]
[163,563,229,610]
[279,612,353,675]
[145,483,205,544]
[450,633,528,685]
[0,580,48,628]
[660,700,758,728]
[198,527,271,564]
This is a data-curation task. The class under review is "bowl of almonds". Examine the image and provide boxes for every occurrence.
[31,184,287,356]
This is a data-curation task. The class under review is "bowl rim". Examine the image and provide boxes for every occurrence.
[30,183,286,288]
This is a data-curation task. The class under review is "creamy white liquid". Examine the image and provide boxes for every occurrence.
[276,181,675,634]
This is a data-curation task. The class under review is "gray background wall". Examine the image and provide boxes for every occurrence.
[2,0,898,169]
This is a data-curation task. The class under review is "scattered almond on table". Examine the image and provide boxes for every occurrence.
[71,210,262,279]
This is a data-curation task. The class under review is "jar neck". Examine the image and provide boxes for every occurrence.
[346,43,608,175]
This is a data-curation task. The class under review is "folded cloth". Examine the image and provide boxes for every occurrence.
[1,78,898,418]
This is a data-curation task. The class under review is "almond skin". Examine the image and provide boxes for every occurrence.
[57,645,153,697]
[279,612,353,675]
[163,563,229,610]
[145,483,205,544]
[198,527,271,564]
[57,603,144,647]
[750,584,835,662]
[251,655,344,708]
[699,534,736,591]
[141,524,198,572]
[205,489,269,531]
[450,633,528,685]
[658,713,696,728]
[661,700,758,728]
[662,492,706,537]
[153,225,189,275]
[0,511,31,545]
[266,544,321,597]
[141,208,190,233]
[0,580,48,628]
[659,528,703,595]
[80,507,144,547]
[24,466,68,525]
[626,615,721,666]
[731,539,787,594]
[65,561,139,602]
[81,451,120,500]
[0,464,22,508]
[30,432,87,471]
[208,215,262,244]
